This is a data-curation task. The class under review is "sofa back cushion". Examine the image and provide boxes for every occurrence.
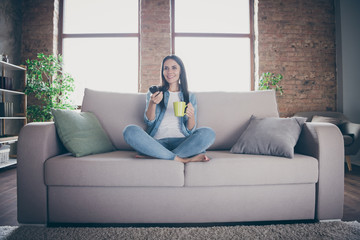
[196,91,279,150]
[81,88,279,150]
[82,88,147,150]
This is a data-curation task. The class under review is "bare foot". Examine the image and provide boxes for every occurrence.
[174,154,210,163]
[188,154,210,162]
[174,156,190,163]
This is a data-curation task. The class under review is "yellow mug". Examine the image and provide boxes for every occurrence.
[173,101,187,117]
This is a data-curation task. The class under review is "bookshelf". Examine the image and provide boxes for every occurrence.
[0,60,27,168]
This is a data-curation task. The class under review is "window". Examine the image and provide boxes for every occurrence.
[172,0,254,92]
[61,0,139,104]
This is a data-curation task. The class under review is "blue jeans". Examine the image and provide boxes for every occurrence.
[123,125,216,160]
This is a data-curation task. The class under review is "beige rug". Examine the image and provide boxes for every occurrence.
[1,221,360,240]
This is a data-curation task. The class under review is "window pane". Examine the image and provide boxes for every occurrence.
[175,38,251,92]
[175,0,249,34]
[63,38,138,104]
[63,0,138,34]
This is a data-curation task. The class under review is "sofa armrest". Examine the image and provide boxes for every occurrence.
[295,122,344,220]
[17,122,66,224]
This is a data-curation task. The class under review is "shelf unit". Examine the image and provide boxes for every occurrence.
[0,60,27,169]
[0,158,17,169]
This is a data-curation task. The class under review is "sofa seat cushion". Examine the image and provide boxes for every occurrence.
[184,151,318,187]
[45,151,184,187]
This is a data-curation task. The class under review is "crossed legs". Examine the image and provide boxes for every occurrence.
[123,125,215,162]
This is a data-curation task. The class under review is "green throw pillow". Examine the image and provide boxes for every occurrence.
[52,109,115,157]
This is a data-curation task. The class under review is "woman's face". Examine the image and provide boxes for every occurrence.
[163,59,181,85]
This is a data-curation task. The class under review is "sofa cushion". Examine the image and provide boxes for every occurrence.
[184,151,318,187]
[45,151,184,187]
[196,91,279,150]
[81,89,279,151]
[51,109,115,157]
[81,88,147,150]
[230,116,306,158]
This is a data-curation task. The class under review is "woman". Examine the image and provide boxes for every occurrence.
[123,55,215,163]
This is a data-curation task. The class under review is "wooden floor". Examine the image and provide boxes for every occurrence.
[0,165,359,226]
[0,167,17,226]
[343,164,360,221]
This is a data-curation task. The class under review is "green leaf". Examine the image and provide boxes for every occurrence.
[258,72,284,95]
[25,53,76,122]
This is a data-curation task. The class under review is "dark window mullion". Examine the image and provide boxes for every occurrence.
[249,0,255,90]
[62,33,139,38]
[171,0,175,54]
[175,33,251,38]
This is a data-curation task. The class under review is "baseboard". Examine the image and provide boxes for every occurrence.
[319,219,342,222]
[18,224,46,227]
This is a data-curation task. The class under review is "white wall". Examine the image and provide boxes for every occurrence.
[336,0,360,166]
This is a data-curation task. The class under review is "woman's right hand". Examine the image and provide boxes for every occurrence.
[150,91,163,105]
[146,91,163,121]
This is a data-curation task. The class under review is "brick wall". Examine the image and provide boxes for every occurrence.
[21,0,58,63]
[20,0,337,116]
[257,0,336,117]
[139,0,171,93]
[21,0,59,108]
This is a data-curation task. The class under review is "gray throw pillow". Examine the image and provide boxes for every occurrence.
[52,109,115,157]
[230,115,306,158]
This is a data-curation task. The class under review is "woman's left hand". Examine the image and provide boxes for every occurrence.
[186,103,195,119]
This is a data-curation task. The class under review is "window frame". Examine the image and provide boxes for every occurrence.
[170,0,255,90]
[58,0,141,92]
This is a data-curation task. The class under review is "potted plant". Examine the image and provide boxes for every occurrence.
[258,72,284,95]
[25,53,75,122]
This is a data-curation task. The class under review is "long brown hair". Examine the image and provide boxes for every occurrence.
[160,55,189,109]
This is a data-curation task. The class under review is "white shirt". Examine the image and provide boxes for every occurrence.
[153,92,185,139]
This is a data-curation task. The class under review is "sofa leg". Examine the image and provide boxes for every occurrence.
[345,155,352,171]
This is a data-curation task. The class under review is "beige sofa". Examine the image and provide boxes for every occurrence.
[17,89,344,225]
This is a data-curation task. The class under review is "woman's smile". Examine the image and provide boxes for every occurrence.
[167,74,176,80]
[163,59,181,84]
